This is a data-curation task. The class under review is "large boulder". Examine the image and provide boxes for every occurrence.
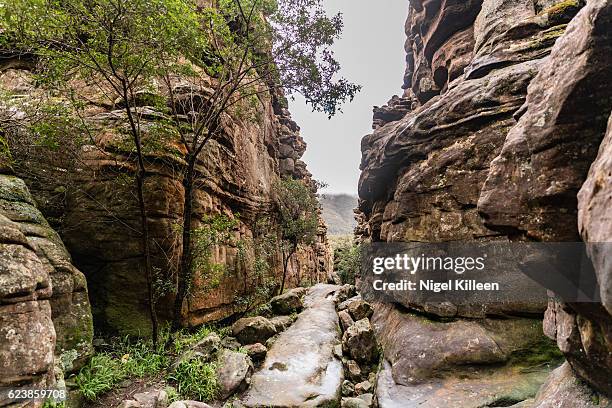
[372,304,559,386]
[530,363,611,407]
[244,343,267,362]
[231,316,277,345]
[268,315,295,332]
[270,288,305,315]
[347,299,373,321]
[0,171,93,394]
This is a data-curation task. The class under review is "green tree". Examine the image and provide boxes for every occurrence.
[1,0,207,344]
[161,0,359,328]
[273,177,320,294]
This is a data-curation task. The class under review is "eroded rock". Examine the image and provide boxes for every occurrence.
[342,318,378,364]
[244,343,267,362]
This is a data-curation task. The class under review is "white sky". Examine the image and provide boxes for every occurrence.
[289,0,408,195]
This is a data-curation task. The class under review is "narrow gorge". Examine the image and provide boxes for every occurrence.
[0,0,611,407]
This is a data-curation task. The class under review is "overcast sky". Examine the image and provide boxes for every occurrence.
[288,0,408,195]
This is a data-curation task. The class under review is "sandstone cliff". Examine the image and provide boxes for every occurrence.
[0,62,332,336]
[0,161,93,399]
[359,0,611,406]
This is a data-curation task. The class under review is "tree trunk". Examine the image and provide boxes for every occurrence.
[173,157,196,331]
[123,87,159,346]
[279,243,297,294]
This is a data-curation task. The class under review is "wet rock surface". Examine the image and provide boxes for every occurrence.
[242,284,343,407]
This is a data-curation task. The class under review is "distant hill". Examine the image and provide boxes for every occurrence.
[319,194,358,235]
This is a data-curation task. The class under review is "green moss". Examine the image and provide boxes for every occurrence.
[541,0,580,17]
[509,337,564,368]
[104,303,153,337]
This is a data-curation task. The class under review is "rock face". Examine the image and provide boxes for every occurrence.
[358,0,612,405]
[0,56,333,335]
[242,284,343,407]
[0,166,93,398]
[478,0,612,397]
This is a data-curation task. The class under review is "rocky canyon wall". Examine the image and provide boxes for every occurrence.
[359,0,611,406]
[0,157,93,400]
[0,64,332,336]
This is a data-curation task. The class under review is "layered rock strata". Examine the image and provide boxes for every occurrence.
[359,0,611,406]
[0,164,93,403]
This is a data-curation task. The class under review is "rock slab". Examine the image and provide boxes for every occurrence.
[242,284,343,407]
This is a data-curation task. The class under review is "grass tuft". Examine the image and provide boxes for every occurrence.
[169,359,219,401]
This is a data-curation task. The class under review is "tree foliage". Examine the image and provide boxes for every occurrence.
[273,177,320,293]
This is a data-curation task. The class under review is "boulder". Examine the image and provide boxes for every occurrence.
[341,397,369,408]
[338,310,355,332]
[216,349,254,399]
[244,343,267,362]
[342,319,378,364]
[173,333,221,368]
[347,299,373,321]
[268,315,295,332]
[220,336,241,351]
[358,393,373,406]
[133,389,168,408]
[270,288,304,315]
[355,380,372,395]
[530,363,611,408]
[338,295,361,312]
[347,360,362,381]
[372,304,557,385]
[342,380,355,396]
[376,359,552,408]
[168,402,212,408]
[231,316,276,345]
[335,284,357,304]
[118,401,142,408]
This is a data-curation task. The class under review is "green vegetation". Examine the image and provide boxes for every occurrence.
[73,325,229,401]
[273,178,321,293]
[333,238,360,285]
[1,0,358,338]
[75,336,170,400]
[169,359,219,401]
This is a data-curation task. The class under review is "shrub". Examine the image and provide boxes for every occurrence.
[334,241,361,285]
